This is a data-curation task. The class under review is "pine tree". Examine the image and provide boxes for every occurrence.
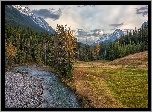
[50,24,77,78]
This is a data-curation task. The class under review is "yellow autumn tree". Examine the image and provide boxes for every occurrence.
[50,24,77,78]
[5,41,17,68]
[92,43,100,60]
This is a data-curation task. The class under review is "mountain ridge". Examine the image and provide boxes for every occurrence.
[5,5,55,34]
[92,29,124,46]
[91,20,148,46]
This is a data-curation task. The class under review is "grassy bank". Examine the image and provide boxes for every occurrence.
[84,67,148,108]
[71,51,148,108]
[36,51,148,108]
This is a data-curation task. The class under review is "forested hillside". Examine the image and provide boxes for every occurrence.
[5,5,55,34]
[99,25,148,60]
[5,22,148,78]
[75,24,148,61]
[5,5,46,33]
[5,23,77,78]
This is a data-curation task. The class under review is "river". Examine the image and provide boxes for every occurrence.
[12,64,82,108]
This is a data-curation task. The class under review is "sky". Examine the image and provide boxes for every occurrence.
[23,5,148,45]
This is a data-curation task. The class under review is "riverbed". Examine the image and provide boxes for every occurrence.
[5,64,82,108]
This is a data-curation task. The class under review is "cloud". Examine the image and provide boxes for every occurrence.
[77,36,99,45]
[76,28,104,38]
[32,9,62,20]
[90,29,102,32]
[90,29,104,37]
[142,11,148,17]
[49,8,55,10]
[26,5,148,45]
[109,22,124,28]
[135,5,148,17]
[136,5,148,11]
[77,29,90,37]
[74,28,103,45]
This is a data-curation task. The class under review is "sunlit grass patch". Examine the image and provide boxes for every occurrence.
[81,73,124,108]
[85,67,148,108]
[72,68,125,108]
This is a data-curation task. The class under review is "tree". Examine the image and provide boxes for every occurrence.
[92,43,100,60]
[49,24,77,78]
[5,41,17,68]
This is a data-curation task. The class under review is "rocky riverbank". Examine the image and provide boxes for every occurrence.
[5,70,44,108]
[5,65,82,108]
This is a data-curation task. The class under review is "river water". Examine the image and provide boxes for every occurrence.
[12,65,82,108]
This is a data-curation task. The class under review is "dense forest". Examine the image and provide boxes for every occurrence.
[5,23,148,78]
[5,23,77,78]
[76,24,148,61]
[99,25,148,60]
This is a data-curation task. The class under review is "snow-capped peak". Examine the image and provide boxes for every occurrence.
[91,29,124,46]
[12,5,32,16]
[141,20,148,29]
[92,20,148,46]
[12,5,54,34]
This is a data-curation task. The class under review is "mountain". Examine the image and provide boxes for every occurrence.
[141,20,148,29]
[92,29,124,46]
[92,20,148,46]
[5,5,55,34]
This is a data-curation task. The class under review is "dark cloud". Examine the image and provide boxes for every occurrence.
[76,28,103,45]
[76,28,103,38]
[142,11,148,17]
[136,5,148,11]
[136,11,143,14]
[90,29,101,32]
[92,33,98,37]
[90,29,104,37]
[92,32,101,37]
[135,5,148,17]
[109,22,124,28]
[32,8,62,20]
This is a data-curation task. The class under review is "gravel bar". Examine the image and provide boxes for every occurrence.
[5,71,44,108]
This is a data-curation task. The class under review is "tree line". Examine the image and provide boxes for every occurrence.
[5,23,77,78]
[99,25,148,60]
[5,23,148,78]
[75,24,148,61]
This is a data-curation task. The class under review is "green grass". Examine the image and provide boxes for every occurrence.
[85,67,148,108]
[86,75,125,108]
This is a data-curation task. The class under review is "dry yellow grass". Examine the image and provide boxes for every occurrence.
[110,51,148,67]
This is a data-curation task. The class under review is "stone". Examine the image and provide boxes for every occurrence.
[5,71,43,108]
